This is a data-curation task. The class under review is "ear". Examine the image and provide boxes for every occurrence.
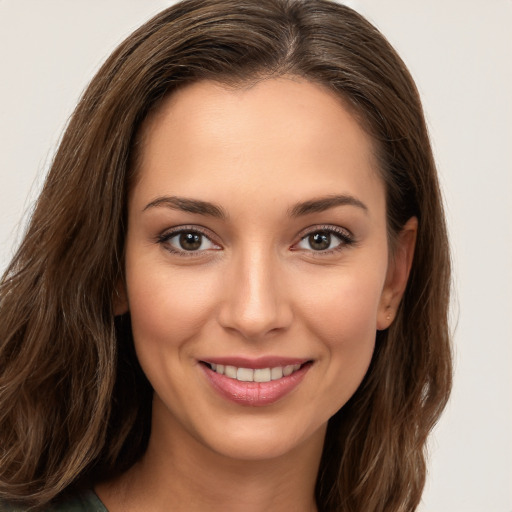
[113,278,129,316]
[377,217,418,330]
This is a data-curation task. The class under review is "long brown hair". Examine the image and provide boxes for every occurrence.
[0,1,451,510]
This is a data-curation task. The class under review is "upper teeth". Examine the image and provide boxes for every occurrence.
[209,363,302,383]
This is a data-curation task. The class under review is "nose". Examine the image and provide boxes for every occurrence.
[217,247,293,341]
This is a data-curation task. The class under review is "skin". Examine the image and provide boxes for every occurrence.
[98,77,416,512]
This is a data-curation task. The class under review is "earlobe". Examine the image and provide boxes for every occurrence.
[113,278,129,316]
[377,217,418,330]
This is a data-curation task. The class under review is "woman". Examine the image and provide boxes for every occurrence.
[0,0,452,511]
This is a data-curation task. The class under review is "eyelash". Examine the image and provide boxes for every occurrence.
[156,226,221,257]
[156,225,355,257]
[292,225,356,255]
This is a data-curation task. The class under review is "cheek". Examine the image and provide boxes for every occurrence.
[318,280,380,376]
[296,268,384,411]
[125,256,220,350]
[124,258,223,410]
[298,267,384,344]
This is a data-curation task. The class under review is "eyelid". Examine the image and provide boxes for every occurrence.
[291,224,356,253]
[296,224,353,240]
[156,225,222,256]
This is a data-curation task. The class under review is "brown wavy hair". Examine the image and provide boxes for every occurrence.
[0,1,452,510]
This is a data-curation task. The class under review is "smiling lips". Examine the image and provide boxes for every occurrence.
[208,362,302,382]
[201,358,311,406]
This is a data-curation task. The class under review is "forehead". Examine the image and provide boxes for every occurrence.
[140,77,375,160]
[133,77,383,214]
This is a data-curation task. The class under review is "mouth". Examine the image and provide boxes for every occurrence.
[199,358,313,406]
[202,361,305,383]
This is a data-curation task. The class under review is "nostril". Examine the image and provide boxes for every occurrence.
[217,299,294,341]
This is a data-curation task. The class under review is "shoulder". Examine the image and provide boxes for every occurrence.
[0,490,108,512]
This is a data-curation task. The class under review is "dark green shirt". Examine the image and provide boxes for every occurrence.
[0,490,107,512]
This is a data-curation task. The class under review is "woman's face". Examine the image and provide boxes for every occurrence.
[120,77,411,461]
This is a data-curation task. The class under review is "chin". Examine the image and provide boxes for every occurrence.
[192,414,327,463]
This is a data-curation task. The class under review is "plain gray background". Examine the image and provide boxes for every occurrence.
[0,1,511,511]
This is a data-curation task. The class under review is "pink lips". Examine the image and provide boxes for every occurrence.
[200,357,312,407]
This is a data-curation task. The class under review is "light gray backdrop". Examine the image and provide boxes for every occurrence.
[1,1,510,511]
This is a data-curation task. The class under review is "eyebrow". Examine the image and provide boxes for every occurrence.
[143,193,367,219]
[288,194,368,217]
[143,196,227,219]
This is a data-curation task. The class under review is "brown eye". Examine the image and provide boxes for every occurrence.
[295,227,353,253]
[308,232,332,251]
[179,232,203,251]
[160,229,220,254]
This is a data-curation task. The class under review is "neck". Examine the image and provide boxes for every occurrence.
[96,405,325,512]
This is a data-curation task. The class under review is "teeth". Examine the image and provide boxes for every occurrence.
[237,367,254,382]
[225,365,237,379]
[271,367,283,380]
[283,365,294,376]
[254,368,271,382]
[208,362,303,382]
